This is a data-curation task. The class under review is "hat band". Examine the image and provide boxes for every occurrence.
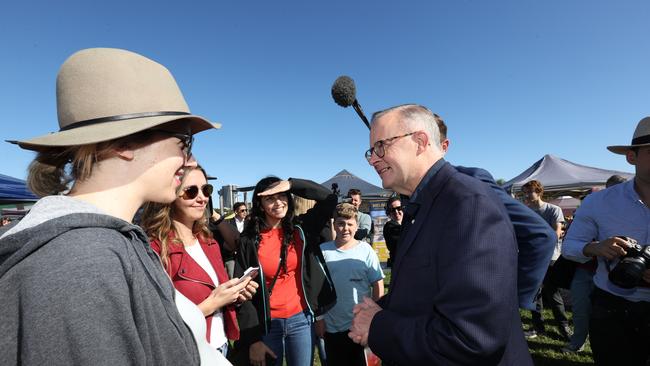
[59,111,191,132]
[632,134,650,146]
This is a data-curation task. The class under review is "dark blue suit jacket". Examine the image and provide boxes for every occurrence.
[455,166,556,310]
[369,162,532,365]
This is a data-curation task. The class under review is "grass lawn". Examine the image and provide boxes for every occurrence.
[520,309,594,366]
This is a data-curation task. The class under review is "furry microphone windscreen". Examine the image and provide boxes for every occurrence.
[331,76,357,107]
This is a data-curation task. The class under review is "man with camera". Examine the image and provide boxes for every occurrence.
[562,117,650,365]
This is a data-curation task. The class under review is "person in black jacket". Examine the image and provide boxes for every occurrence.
[232,177,337,366]
[382,196,403,268]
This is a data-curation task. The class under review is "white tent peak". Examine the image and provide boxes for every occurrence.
[321,170,391,198]
[502,154,634,195]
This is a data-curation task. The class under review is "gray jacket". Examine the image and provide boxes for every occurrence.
[0,196,199,365]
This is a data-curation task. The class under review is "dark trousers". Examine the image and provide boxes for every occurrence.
[532,263,569,331]
[589,288,650,366]
[324,331,366,366]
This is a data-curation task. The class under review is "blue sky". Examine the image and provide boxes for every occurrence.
[1,1,647,191]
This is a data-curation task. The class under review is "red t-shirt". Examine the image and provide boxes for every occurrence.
[257,227,307,318]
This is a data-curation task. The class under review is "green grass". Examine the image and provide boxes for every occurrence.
[520,309,594,366]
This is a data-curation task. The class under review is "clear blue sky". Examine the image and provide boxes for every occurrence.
[2,0,646,190]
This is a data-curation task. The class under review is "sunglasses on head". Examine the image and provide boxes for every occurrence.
[181,184,213,200]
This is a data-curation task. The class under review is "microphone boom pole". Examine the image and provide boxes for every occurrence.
[352,100,370,130]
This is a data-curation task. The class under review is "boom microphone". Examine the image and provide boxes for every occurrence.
[331,75,370,130]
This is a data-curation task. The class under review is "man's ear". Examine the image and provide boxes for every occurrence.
[414,131,429,154]
[441,139,450,154]
[626,149,637,165]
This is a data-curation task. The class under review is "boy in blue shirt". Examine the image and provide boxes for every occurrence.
[315,203,384,366]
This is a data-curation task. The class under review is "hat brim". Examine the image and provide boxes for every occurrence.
[10,114,221,152]
[607,143,650,155]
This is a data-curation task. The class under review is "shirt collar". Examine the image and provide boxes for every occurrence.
[623,178,645,205]
[404,158,446,217]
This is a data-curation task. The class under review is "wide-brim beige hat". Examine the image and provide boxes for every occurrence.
[8,47,220,151]
[607,117,650,154]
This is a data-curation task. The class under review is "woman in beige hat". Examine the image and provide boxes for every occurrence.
[0,48,221,365]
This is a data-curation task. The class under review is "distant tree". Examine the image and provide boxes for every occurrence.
[496,178,506,186]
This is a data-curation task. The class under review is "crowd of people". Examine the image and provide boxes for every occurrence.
[0,47,648,366]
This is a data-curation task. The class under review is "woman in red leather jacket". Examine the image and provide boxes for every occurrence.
[141,166,258,358]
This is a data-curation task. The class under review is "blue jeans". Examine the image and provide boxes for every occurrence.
[569,267,594,348]
[262,310,314,366]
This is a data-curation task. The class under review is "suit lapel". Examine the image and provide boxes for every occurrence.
[390,163,455,286]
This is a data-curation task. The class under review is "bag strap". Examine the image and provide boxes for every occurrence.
[267,259,283,296]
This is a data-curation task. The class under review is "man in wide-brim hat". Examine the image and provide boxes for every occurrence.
[562,117,650,365]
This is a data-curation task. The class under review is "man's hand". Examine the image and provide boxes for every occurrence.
[258,180,291,197]
[348,297,382,346]
[249,341,276,366]
[314,319,326,339]
[583,237,631,260]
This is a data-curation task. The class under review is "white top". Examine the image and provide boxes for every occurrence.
[185,240,227,348]
[235,217,245,233]
[175,290,232,365]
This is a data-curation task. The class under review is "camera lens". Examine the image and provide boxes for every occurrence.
[609,256,647,289]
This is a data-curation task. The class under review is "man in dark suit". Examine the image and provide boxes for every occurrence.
[434,117,556,311]
[349,104,532,365]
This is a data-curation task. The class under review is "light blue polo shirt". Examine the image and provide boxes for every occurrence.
[320,240,384,333]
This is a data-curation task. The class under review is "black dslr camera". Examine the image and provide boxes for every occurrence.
[608,236,650,289]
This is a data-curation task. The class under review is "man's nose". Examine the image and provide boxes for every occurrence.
[184,154,198,168]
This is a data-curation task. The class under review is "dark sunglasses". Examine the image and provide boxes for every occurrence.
[181,184,213,200]
[238,209,248,213]
[152,129,194,159]
[390,206,403,213]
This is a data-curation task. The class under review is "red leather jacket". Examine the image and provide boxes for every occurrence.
[150,233,239,341]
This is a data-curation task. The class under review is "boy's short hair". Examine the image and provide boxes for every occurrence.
[522,180,544,194]
[334,203,358,221]
[347,188,361,197]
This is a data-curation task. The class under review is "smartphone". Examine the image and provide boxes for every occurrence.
[236,266,259,285]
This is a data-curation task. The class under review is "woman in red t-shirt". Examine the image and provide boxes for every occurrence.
[233,177,337,366]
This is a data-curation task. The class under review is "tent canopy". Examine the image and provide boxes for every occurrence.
[0,173,38,203]
[503,154,634,196]
[321,170,391,198]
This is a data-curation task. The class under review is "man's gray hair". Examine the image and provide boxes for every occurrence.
[371,104,442,151]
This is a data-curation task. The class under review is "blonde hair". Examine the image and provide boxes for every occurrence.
[140,166,212,271]
[334,202,358,221]
[27,131,155,197]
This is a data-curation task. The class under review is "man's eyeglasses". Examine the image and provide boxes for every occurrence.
[181,184,213,200]
[365,132,417,161]
[238,209,248,213]
[153,130,194,159]
[390,206,403,213]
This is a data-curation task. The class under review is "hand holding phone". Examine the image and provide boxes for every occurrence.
[236,267,259,285]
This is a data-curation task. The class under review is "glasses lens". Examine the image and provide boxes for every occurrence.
[202,184,213,197]
[239,209,248,213]
[375,143,384,158]
[183,185,199,199]
[365,148,373,161]
[393,206,403,212]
